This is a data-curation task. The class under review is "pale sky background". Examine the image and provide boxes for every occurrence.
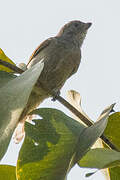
[0,0,120,179]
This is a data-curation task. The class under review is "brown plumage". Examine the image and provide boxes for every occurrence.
[14,20,92,143]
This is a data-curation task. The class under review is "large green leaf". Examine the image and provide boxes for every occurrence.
[70,106,112,169]
[0,61,44,160]
[17,108,86,180]
[0,165,16,180]
[17,106,110,180]
[0,71,16,87]
[73,104,114,167]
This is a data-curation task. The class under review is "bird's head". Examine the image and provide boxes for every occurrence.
[57,20,92,46]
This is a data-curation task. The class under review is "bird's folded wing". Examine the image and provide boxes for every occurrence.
[27,38,53,66]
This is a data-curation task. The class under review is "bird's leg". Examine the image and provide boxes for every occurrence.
[51,89,60,101]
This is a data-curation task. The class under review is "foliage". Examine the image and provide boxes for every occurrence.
[0,57,44,160]
[0,165,16,180]
[0,48,15,72]
[0,50,120,180]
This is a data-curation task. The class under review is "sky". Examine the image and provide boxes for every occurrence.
[0,0,120,179]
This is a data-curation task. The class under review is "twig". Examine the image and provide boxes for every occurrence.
[0,60,119,151]
[0,59,24,74]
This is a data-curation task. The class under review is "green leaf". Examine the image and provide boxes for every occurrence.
[73,104,114,165]
[104,112,120,149]
[0,71,16,88]
[17,104,112,180]
[17,108,86,180]
[109,167,120,180]
[0,61,44,160]
[103,112,120,179]
[79,148,120,169]
[0,165,16,180]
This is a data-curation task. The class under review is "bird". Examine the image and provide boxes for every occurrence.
[14,20,92,143]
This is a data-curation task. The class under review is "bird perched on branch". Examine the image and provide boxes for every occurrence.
[14,20,92,143]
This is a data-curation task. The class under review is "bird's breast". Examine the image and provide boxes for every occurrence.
[38,45,81,93]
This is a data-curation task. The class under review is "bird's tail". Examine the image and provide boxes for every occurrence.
[13,90,49,143]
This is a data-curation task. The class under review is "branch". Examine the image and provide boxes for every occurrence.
[0,59,24,74]
[1,60,119,151]
[55,95,119,151]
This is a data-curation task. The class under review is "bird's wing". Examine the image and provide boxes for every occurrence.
[27,38,53,66]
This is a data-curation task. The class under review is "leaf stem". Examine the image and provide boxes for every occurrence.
[0,59,24,74]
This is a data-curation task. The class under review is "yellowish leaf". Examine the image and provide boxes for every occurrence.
[67,90,103,148]
[0,48,16,72]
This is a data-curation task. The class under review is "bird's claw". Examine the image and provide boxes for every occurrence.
[51,90,60,101]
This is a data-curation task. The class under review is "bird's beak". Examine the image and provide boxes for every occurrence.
[85,22,92,30]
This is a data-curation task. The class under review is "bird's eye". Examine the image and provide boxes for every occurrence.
[74,23,79,28]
